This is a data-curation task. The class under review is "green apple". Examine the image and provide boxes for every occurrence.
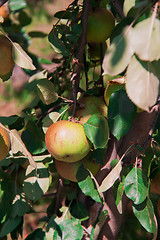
[87,8,115,43]
[75,96,108,124]
[45,120,91,162]
[88,42,107,62]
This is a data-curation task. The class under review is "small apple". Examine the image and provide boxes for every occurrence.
[0,126,10,161]
[75,96,108,124]
[87,8,115,43]
[0,35,14,77]
[45,120,91,162]
[55,153,100,182]
[0,3,9,21]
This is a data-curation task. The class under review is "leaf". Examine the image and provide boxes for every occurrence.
[23,162,50,202]
[126,55,159,111]
[102,26,134,75]
[42,112,60,134]
[0,116,19,125]
[25,228,46,240]
[83,114,109,149]
[0,217,22,237]
[21,120,46,154]
[10,193,32,217]
[9,0,27,11]
[108,89,136,140]
[99,159,122,193]
[12,42,36,70]
[133,198,157,234]
[123,0,135,16]
[10,129,37,169]
[36,79,58,105]
[124,167,148,204]
[77,165,102,203]
[59,219,83,240]
[131,17,160,61]
[48,28,70,56]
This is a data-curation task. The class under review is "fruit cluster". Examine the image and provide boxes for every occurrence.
[45,96,109,182]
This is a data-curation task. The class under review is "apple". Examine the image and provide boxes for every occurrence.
[75,96,108,124]
[0,126,10,161]
[45,120,91,162]
[0,3,9,21]
[87,8,115,43]
[55,153,100,182]
[0,35,14,77]
[88,42,107,62]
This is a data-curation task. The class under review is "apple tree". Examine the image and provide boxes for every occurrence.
[0,0,160,239]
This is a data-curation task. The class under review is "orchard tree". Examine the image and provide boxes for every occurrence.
[0,0,160,239]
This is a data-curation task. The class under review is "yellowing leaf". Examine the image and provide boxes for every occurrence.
[126,55,159,111]
[12,42,36,70]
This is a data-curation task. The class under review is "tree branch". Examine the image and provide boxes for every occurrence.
[71,0,90,117]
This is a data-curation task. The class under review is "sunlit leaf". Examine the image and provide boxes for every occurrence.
[36,79,58,105]
[10,129,37,169]
[102,26,134,75]
[123,0,135,16]
[12,42,36,70]
[131,17,160,61]
[133,198,157,234]
[42,112,60,134]
[99,159,122,193]
[23,163,50,202]
[10,193,32,217]
[9,0,27,11]
[83,114,109,149]
[126,55,159,111]
[124,167,148,204]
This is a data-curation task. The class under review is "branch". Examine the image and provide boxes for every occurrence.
[71,0,90,117]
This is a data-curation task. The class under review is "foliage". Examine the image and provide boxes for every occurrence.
[0,0,160,239]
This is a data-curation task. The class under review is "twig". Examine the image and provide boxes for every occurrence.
[111,0,125,18]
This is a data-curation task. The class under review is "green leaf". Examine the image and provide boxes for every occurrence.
[102,26,134,75]
[108,89,136,140]
[83,114,109,149]
[25,228,46,240]
[21,120,46,154]
[48,28,70,56]
[77,165,101,203]
[99,159,122,193]
[12,42,36,70]
[133,198,157,234]
[60,219,83,240]
[42,112,60,134]
[0,116,19,126]
[23,163,50,202]
[10,193,32,218]
[36,79,58,105]
[126,55,159,111]
[9,0,27,11]
[131,17,160,61]
[0,217,22,237]
[124,167,148,204]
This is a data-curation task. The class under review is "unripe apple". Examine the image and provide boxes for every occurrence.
[0,126,10,161]
[75,96,108,124]
[55,153,100,182]
[0,36,14,77]
[88,42,107,62]
[45,120,91,162]
[87,8,115,43]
